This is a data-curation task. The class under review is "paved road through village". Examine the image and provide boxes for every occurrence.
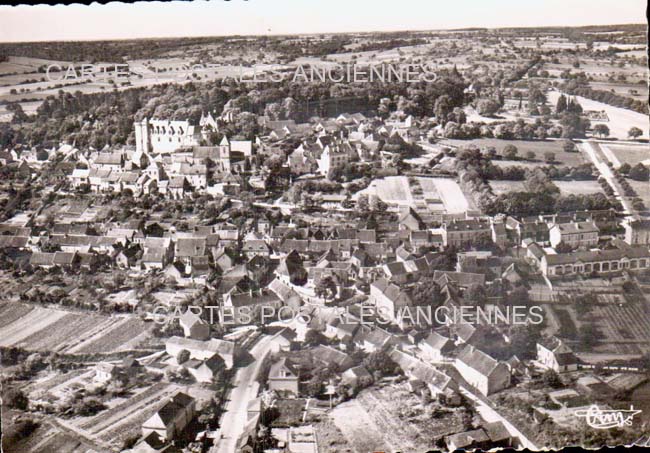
[212,334,274,453]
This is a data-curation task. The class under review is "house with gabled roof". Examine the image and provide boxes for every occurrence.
[398,207,425,231]
[184,353,225,383]
[132,431,181,453]
[370,278,414,329]
[418,331,455,362]
[454,344,511,395]
[274,249,307,285]
[433,270,486,289]
[536,336,578,373]
[390,349,456,396]
[142,392,196,441]
[549,221,599,249]
[324,317,359,342]
[179,310,210,341]
[311,345,355,371]
[353,326,395,353]
[165,336,237,368]
[268,357,300,394]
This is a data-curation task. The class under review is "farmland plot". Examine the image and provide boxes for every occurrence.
[0,305,67,347]
[0,302,149,353]
[69,317,149,354]
[75,382,182,445]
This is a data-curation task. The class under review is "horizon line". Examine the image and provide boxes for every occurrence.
[0,22,646,45]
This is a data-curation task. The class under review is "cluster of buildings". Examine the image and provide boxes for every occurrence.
[67,132,253,198]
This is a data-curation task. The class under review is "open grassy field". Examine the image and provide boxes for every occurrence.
[489,179,602,196]
[600,143,650,168]
[440,138,587,167]
[0,302,149,354]
[589,81,648,101]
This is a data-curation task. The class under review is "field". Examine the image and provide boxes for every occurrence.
[629,179,650,213]
[330,382,469,452]
[3,420,103,453]
[599,143,650,168]
[0,302,150,354]
[489,180,603,196]
[355,175,471,214]
[312,415,356,453]
[547,91,649,140]
[589,81,648,101]
[440,138,587,167]
[588,302,650,355]
[76,382,181,444]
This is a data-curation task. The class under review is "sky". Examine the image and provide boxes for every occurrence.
[0,0,646,43]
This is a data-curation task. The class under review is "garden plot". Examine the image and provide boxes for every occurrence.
[429,177,471,214]
[94,383,183,445]
[355,176,414,206]
[330,399,393,453]
[590,303,650,344]
[355,176,471,214]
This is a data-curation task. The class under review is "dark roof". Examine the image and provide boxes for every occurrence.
[456,345,502,377]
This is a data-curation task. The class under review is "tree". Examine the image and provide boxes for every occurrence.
[555,94,568,114]
[74,397,106,416]
[628,127,643,139]
[562,140,577,153]
[476,98,500,116]
[502,144,518,160]
[544,152,555,163]
[619,163,631,175]
[593,124,610,138]
[629,164,649,182]
[542,369,562,388]
[363,350,398,379]
[314,276,337,301]
[525,151,535,161]
[176,349,190,364]
[356,194,369,212]
[464,284,487,306]
[304,329,326,346]
[2,388,28,410]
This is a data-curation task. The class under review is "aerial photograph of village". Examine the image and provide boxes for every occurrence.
[0,0,648,452]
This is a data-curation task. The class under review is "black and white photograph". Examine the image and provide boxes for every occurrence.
[0,1,648,452]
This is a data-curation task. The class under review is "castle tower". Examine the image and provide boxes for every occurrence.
[134,117,150,154]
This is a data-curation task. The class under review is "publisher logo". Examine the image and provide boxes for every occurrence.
[574,405,641,429]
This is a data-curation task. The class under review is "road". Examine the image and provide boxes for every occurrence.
[457,386,539,450]
[212,334,274,453]
[581,140,633,217]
